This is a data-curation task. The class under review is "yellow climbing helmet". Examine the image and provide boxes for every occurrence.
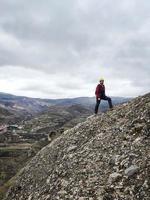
[99,77,104,81]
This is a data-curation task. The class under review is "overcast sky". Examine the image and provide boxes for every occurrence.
[0,0,150,99]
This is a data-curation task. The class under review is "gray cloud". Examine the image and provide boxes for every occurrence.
[0,0,150,98]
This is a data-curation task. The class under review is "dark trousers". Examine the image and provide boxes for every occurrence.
[95,96,113,114]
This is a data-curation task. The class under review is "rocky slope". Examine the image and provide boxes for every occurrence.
[4,93,150,200]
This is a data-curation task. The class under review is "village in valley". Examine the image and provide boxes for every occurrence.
[0,124,23,143]
[0,123,48,144]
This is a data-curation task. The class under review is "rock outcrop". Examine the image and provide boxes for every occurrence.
[4,93,150,200]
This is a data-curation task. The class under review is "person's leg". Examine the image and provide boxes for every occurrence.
[94,98,101,114]
[101,96,113,108]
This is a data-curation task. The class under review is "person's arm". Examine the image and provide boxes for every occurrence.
[103,85,105,96]
[95,85,98,95]
[95,84,101,99]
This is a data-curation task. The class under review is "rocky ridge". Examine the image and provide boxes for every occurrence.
[4,93,150,200]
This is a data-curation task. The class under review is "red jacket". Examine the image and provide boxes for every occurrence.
[95,84,105,98]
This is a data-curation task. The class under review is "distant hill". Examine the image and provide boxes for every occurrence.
[42,96,131,107]
[0,92,131,122]
[22,104,93,135]
[0,92,50,124]
[0,92,48,114]
[0,105,22,125]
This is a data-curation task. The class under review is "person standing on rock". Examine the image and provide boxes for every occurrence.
[95,78,113,114]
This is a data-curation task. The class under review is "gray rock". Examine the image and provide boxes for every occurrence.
[108,172,122,183]
[28,195,33,200]
[109,155,119,166]
[125,165,139,177]
[67,145,77,152]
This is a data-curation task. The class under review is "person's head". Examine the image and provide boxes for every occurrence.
[99,78,104,84]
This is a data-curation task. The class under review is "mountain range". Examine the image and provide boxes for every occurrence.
[0,92,131,124]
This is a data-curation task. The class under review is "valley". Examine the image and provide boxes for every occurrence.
[0,92,130,199]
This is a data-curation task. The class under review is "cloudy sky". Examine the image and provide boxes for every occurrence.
[0,0,150,99]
